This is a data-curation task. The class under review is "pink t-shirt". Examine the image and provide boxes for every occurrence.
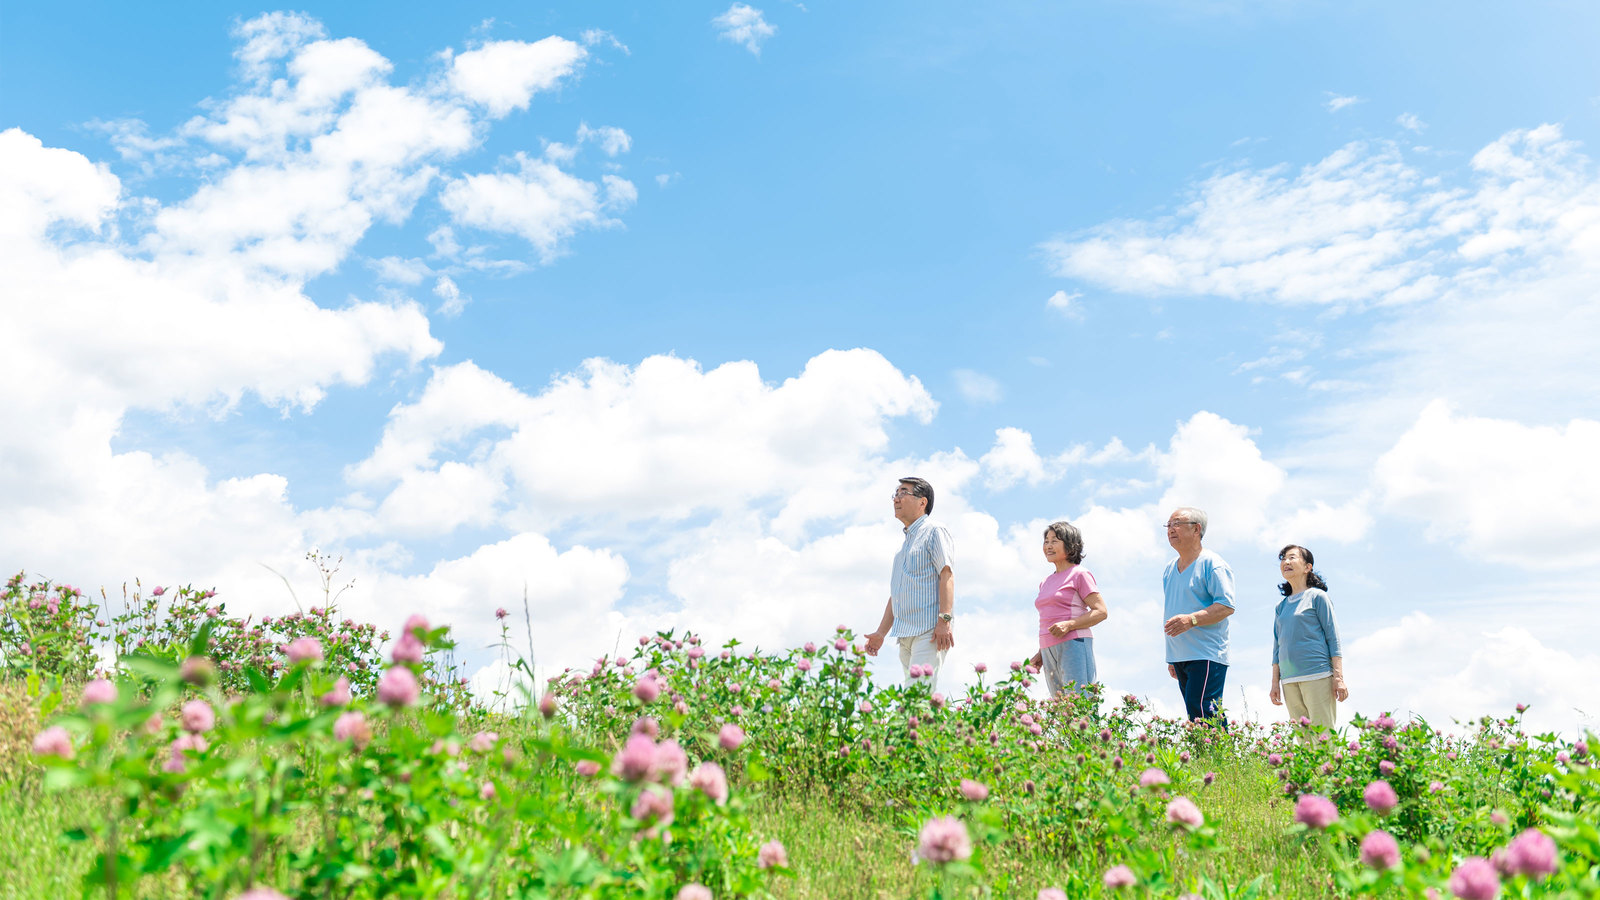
[1035,566,1099,649]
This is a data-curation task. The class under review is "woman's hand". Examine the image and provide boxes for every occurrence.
[1047,620,1075,637]
[1269,682,1283,706]
[1332,678,1349,702]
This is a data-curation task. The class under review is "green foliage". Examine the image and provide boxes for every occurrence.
[6,569,1599,898]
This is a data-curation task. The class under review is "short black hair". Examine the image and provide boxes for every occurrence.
[898,477,934,515]
[1044,521,1085,564]
[1278,544,1330,596]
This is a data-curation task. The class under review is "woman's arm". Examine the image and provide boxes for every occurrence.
[1330,655,1348,701]
[1050,591,1108,636]
[1269,663,1283,705]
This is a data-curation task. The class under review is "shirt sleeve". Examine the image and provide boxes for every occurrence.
[1271,603,1281,666]
[1205,557,1236,609]
[1315,590,1343,658]
[1074,567,1099,597]
[928,525,954,573]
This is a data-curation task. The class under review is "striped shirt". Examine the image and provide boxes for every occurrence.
[889,514,954,637]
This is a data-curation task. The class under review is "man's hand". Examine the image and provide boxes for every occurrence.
[864,631,885,656]
[1047,620,1074,637]
[933,621,954,651]
[1269,682,1283,706]
[1167,664,1178,680]
[1162,614,1195,637]
[1029,651,1043,669]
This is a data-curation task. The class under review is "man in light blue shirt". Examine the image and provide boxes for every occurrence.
[864,477,955,691]
[1161,506,1235,724]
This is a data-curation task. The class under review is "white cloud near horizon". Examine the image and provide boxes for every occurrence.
[713,4,777,55]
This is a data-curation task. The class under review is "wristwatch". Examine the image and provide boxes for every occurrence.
[938,613,954,623]
[1187,614,1199,628]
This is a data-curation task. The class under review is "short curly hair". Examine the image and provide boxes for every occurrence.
[1044,521,1085,564]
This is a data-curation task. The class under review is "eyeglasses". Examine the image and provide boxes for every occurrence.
[892,488,920,499]
[1165,520,1195,529]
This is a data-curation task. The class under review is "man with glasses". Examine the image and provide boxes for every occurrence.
[1161,507,1235,725]
[864,477,955,691]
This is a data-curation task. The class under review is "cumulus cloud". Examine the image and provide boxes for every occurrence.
[713,4,777,55]
[446,37,587,118]
[349,350,939,536]
[1375,402,1600,568]
[440,151,636,260]
[0,13,629,619]
[1397,112,1425,132]
[1344,611,1599,736]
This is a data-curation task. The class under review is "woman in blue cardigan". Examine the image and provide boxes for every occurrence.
[1268,544,1347,728]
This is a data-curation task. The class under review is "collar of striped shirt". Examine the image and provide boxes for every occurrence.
[902,513,930,534]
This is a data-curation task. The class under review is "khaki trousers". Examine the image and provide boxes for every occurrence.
[1283,675,1337,728]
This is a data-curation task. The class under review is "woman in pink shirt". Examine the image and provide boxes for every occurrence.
[1029,521,1109,696]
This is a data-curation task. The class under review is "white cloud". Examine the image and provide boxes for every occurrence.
[1325,93,1362,112]
[447,37,587,118]
[370,255,431,284]
[1345,612,1599,736]
[0,13,630,641]
[349,350,938,536]
[577,123,632,157]
[579,29,630,55]
[1397,112,1425,132]
[1156,412,1286,547]
[1375,401,1600,568]
[433,275,468,317]
[440,152,635,261]
[952,369,1003,405]
[655,172,682,188]
[713,4,777,55]
[1046,289,1083,319]
[1044,124,1600,314]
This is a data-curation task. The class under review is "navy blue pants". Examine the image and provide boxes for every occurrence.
[1172,659,1228,725]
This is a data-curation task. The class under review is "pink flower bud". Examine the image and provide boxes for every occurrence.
[1165,796,1204,828]
[181,699,216,733]
[959,778,988,801]
[917,815,972,864]
[1364,780,1399,815]
[320,677,352,707]
[31,726,74,760]
[286,637,323,664]
[719,723,746,750]
[1359,829,1401,870]
[1293,794,1338,829]
[377,666,420,707]
[333,712,371,749]
[1103,865,1136,889]
[81,679,117,707]
[757,839,788,869]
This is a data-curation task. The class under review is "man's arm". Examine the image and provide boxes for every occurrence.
[864,598,894,655]
[1163,602,1233,636]
[933,566,954,650]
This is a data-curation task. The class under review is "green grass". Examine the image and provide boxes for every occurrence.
[742,752,1370,900]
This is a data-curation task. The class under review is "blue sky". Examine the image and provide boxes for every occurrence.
[4,1,1598,732]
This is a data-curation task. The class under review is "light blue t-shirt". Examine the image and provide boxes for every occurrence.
[1272,588,1342,683]
[1163,549,1236,665]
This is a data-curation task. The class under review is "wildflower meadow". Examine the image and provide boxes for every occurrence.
[2,570,1596,899]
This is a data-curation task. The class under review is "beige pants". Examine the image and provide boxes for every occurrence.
[897,630,948,693]
[1283,675,1337,728]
